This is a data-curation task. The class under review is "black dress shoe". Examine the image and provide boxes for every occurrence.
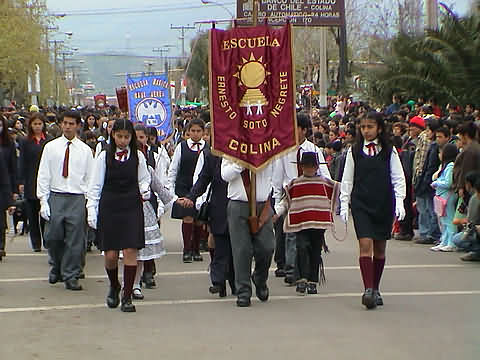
[236,297,251,307]
[362,288,377,309]
[252,276,269,302]
[373,290,383,306]
[307,282,317,295]
[193,251,203,262]
[182,251,193,263]
[415,237,436,245]
[143,272,156,289]
[121,296,136,312]
[33,248,41,253]
[274,268,286,277]
[77,273,85,279]
[49,271,61,284]
[65,279,83,291]
[284,275,296,287]
[106,286,121,308]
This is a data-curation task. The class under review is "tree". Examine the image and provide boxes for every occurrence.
[363,8,480,105]
[186,31,209,101]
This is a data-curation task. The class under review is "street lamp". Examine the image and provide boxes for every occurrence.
[201,0,234,18]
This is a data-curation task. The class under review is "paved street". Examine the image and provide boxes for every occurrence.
[1,217,479,360]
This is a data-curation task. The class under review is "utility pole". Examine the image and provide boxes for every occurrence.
[338,7,348,91]
[170,24,195,60]
[49,40,64,106]
[426,0,439,30]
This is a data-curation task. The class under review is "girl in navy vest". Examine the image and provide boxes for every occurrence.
[167,119,206,263]
[340,112,406,309]
[87,119,150,312]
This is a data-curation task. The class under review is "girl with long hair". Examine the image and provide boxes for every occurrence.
[87,118,151,312]
[340,112,406,309]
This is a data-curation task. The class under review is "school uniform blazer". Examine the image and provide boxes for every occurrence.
[0,142,17,210]
[187,152,229,236]
[19,135,51,200]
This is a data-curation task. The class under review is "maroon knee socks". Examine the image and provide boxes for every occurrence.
[182,222,193,252]
[373,257,385,290]
[123,265,137,298]
[192,224,203,251]
[359,257,374,289]
[105,267,120,289]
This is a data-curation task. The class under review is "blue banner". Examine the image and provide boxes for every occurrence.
[127,74,173,142]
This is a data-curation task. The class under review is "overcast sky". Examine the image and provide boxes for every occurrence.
[46,0,472,57]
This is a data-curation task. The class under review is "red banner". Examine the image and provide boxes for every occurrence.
[209,23,297,171]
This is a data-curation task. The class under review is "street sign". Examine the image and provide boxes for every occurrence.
[237,0,345,27]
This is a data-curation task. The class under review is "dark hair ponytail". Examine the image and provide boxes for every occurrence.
[107,118,138,167]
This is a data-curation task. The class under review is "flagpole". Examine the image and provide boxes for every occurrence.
[250,0,258,219]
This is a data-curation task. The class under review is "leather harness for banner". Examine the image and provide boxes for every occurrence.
[241,170,271,235]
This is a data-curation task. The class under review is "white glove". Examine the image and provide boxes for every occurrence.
[395,200,406,221]
[141,190,151,201]
[40,201,50,221]
[340,207,349,224]
[87,207,97,230]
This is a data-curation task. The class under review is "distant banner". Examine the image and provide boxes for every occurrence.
[209,23,297,171]
[126,74,173,142]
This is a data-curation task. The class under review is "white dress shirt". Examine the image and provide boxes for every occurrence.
[167,138,206,191]
[86,146,151,211]
[272,139,330,212]
[221,159,273,202]
[37,136,93,202]
[339,139,406,211]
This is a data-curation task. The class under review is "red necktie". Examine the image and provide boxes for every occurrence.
[366,143,377,156]
[62,141,72,178]
[296,148,303,176]
[116,150,128,161]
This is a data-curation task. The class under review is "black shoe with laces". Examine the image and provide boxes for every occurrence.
[106,286,121,308]
[373,290,383,306]
[362,288,377,309]
[193,251,203,262]
[307,283,317,294]
[182,251,193,263]
[121,295,136,312]
[296,281,307,296]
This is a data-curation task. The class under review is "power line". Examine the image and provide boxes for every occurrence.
[50,2,235,17]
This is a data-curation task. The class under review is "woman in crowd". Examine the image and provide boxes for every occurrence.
[18,113,51,252]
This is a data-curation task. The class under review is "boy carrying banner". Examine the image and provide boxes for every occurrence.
[276,152,340,296]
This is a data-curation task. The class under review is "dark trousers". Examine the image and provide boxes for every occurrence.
[227,200,275,300]
[274,214,285,269]
[0,212,6,251]
[210,233,234,287]
[399,182,414,237]
[25,199,45,250]
[296,229,325,283]
[44,193,86,281]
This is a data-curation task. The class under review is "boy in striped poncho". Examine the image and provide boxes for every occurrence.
[277,152,340,296]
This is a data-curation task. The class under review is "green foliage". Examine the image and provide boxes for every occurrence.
[187,31,209,95]
[363,10,480,106]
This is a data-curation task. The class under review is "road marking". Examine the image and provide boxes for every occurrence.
[0,264,472,283]
[0,290,479,314]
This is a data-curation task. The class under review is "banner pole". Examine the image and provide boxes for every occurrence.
[250,0,259,218]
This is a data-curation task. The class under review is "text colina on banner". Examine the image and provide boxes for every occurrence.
[209,23,298,171]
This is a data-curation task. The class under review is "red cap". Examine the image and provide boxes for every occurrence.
[409,116,425,129]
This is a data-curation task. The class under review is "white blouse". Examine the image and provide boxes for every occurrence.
[86,146,151,211]
[340,139,406,210]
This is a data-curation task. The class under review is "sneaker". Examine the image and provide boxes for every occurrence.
[430,244,444,251]
[296,281,307,296]
[132,288,144,300]
[440,245,456,252]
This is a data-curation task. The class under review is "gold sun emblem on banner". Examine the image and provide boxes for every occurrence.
[233,53,271,115]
